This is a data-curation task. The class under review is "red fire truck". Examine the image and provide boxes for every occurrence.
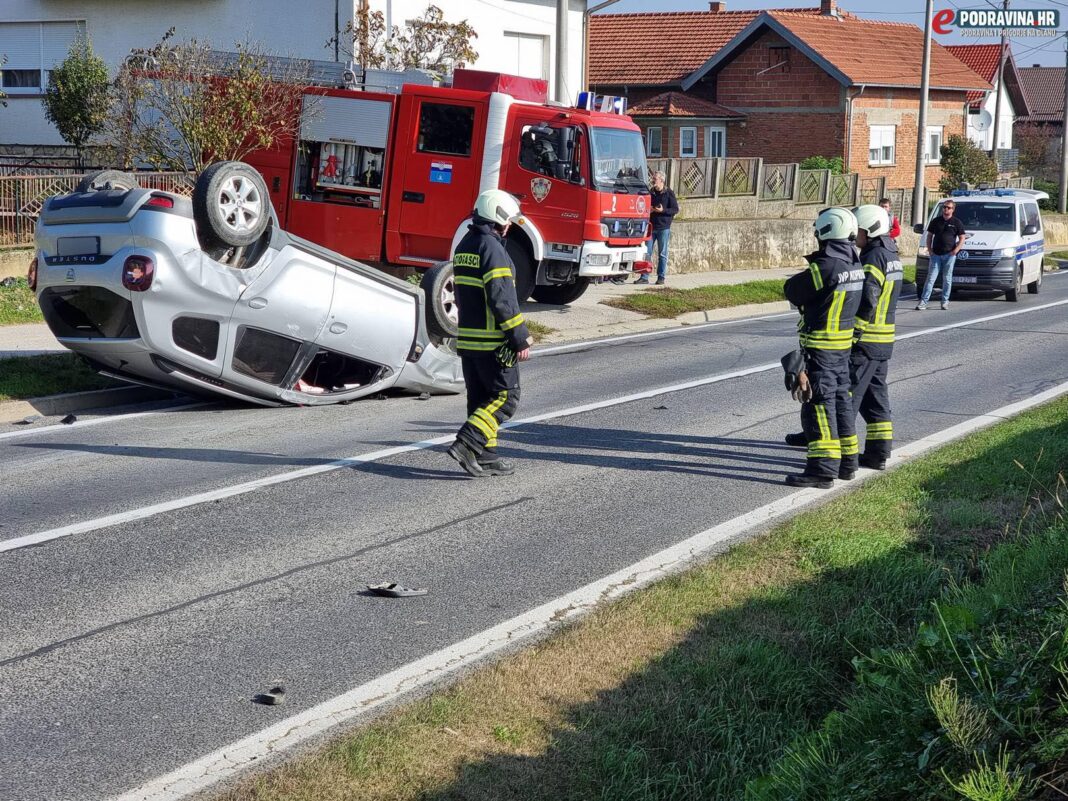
[244,67,652,304]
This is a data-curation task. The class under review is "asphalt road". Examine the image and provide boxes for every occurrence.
[3,275,1068,801]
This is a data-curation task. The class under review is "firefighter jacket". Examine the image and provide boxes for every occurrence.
[452,220,531,354]
[854,235,903,360]
[784,239,864,352]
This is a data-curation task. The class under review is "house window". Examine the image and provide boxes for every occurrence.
[417,102,475,156]
[680,127,697,158]
[502,32,548,81]
[646,126,663,157]
[925,126,943,165]
[767,45,791,74]
[706,125,726,157]
[868,125,895,166]
[0,21,83,95]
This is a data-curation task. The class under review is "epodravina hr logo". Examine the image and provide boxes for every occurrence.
[933,7,1060,37]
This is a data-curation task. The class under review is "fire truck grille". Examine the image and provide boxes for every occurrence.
[602,218,647,239]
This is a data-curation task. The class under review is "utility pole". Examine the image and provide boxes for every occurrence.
[989,0,1009,165]
[1060,34,1068,212]
[555,0,568,102]
[913,0,934,226]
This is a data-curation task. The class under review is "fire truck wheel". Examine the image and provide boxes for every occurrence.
[193,161,271,251]
[531,278,590,306]
[420,262,460,341]
[504,237,536,302]
[76,170,139,193]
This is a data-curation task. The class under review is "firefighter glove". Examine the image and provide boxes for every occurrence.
[791,370,813,403]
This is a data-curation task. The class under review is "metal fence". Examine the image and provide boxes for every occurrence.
[0,172,194,247]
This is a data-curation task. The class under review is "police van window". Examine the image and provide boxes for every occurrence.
[1021,203,1041,232]
[417,103,475,156]
[951,202,1015,231]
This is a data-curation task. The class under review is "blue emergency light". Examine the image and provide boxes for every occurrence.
[575,92,627,115]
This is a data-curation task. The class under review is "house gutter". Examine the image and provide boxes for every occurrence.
[845,84,866,173]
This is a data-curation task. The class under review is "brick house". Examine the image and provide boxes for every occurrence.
[628,92,744,159]
[1017,65,1064,131]
[590,1,991,188]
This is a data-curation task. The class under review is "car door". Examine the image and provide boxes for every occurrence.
[223,245,336,389]
[1021,202,1043,284]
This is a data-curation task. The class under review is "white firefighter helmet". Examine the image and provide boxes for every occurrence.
[475,189,522,227]
[813,207,858,242]
[852,204,891,237]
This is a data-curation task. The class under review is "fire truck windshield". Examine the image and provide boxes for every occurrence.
[590,128,650,195]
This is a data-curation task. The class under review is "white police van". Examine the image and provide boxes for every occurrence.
[914,188,1047,301]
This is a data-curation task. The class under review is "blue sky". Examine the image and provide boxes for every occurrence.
[598,0,1067,67]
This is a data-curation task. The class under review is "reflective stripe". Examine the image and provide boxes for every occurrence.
[458,328,505,339]
[466,412,496,439]
[827,291,846,334]
[867,421,893,440]
[841,434,859,456]
[809,406,841,458]
[815,405,831,441]
[809,262,824,291]
[865,263,886,286]
[455,275,484,288]
[484,267,514,282]
[500,314,524,331]
[453,253,480,269]
[457,340,501,351]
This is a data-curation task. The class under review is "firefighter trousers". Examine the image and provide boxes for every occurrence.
[848,352,893,462]
[456,354,521,457]
[800,349,856,479]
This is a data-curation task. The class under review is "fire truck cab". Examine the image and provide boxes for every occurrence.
[246,67,651,304]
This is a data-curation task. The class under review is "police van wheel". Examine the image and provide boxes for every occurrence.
[193,161,271,252]
[1027,270,1042,294]
[420,262,459,341]
[531,278,590,306]
[76,170,139,193]
[1006,265,1022,302]
[504,238,535,303]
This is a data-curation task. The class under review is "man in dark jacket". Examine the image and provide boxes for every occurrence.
[782,207,864,488]
[447,189,533,478]
[636,169,678,285]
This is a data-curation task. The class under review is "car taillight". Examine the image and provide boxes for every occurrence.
[27,257,38,291]
[122,255,154,292]
[146,194,174,209]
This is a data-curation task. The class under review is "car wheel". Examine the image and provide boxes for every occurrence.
[531,278,590,305]
[504,237,536,303]
[193,161,271,251]
[1027,270,1042,294]
[76,170,139,193]
[420,262,459,341]
[1006,265,1021,302]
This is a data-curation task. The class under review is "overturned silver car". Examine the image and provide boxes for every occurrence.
[31,161,462,406]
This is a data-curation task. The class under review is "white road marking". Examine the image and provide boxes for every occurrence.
[4,297,1068,555]
[108,378,1068,801]
[0,402,210,443]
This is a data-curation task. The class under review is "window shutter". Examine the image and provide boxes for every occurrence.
[41,21,83,68]
[0,22,42,67]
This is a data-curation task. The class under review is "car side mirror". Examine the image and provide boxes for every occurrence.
[913,224,925,234]
[1023,223,1039,235]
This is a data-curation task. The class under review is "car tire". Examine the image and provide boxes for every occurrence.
[1027,270,1042,294]
[531,278,590,305]
[77,170,139,193]
[505,237,536,303]
[193,161,271,252]
[1006,265,1021,302]
[420,262,459,341]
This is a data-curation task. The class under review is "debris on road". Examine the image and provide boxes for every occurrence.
[1,277,17,287]
[367,583,429,598]
[418,392,432,401]
[60,414,77,425]
[14,415,40,426]
[253,686,286,706]
[653,405,668,410]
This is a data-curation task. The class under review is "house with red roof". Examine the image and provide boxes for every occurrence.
[590,0,992,188]
[944,44,1028,153]
[1017,64,1064,129]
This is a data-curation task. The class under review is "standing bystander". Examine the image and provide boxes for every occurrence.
[637,170,678,285]
[879,198,901,239]
[917,200,966,310]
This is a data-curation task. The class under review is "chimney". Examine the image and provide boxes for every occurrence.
[1034,63,1041,68]
[708,1,725,10]
[820,0,838,16]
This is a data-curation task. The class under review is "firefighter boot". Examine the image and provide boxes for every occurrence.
[784,432,808,447]
[785,472,834,490]
[447,440,484,477]
[859,453,887,471]
[477,449,515,477]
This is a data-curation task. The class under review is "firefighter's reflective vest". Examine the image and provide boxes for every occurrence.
[784,239,865,351]
[853,235,903,359]
[452,221,531,354]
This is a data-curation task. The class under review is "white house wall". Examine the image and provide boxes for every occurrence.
[967,82,1015,151]
[1,0,587,148]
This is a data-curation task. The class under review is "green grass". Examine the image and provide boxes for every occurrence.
[0,277,43,326]
[0,353,119,402]
[904,263,917,284]
[602,278,787,318]
[525,320,554,343]
[217,392,1068,801]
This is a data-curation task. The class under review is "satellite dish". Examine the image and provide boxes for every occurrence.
[974,109,993,132]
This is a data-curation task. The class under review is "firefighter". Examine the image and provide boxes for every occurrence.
[844,204,902,472]
[446,189,533,478]
[783,207,865,489]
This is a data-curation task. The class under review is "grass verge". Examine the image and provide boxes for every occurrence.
[0,278,43,326]
[602,278,786,318]
[219,395,1068,801]
[903,262,917,284]
[525,320,554,343]
[0,353,119,402]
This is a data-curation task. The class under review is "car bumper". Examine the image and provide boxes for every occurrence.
[915,254,1018,292]
[577,241,647,277]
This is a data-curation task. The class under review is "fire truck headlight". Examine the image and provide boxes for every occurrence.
[600,224,610,238]
[586,253,612,266]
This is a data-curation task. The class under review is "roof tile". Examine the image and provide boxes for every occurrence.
[944,44,1004,106]
[628,91,744,118]
[1018,66,1064,122]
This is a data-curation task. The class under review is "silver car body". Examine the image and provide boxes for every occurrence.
[34,188,462,406]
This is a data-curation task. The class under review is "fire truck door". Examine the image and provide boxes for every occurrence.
[396,99,482,264]
[506,122,586,249]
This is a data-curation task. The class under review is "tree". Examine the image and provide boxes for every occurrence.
[105,32,313,174]
[336,4,478,77]
[938,135,997,194]
[799,156,844,174]
[1014,122,1056,178]
[0,55,7,108]
[43,36,110,167]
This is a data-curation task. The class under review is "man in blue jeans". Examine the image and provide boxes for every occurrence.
[636,169,678,285]
[917,199,967,310]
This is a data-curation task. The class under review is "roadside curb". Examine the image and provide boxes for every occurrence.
[0,385,180,425]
